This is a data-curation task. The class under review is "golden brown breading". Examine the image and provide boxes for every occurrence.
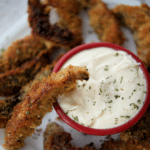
[28,0,75,47]
[112,3,150,31]
[20,53,64,100]
[0,94,21,128]
[0,35,53,73]
[120,106,150,143]
[57,9,83,49]
[133,22,150,68]
[101,138,150,150]
[45,0,81,14]
[0,54,64,128]
[0,48,52,96]
[44,122,95,150]
[3,65,89,150]
[88,0,125,46]
[112,4,150,68]
[75,0,91,9]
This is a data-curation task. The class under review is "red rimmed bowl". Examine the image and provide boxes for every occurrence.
[53,42,150,135]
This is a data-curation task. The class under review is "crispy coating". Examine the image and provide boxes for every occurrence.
[113,4,150,68]
[101,138,150,150]
[75,0,91,9]
[3,65,89,150]
[0,94,21,128]
[57,9,83,49]
[0,35,52,73]
[45,0,81,14]
[88,0,125,46]
[120,106,150,143]
[44,122,95,150]
[112,4,150,31]
[133,22,150,68]
[0,48,52,96]
[0,54,64,128]
[20,53,64,100]
[28,0,75,47]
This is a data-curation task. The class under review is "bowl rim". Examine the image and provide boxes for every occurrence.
[53,42,150,135]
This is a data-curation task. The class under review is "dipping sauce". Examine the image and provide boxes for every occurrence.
[58,47,146,129]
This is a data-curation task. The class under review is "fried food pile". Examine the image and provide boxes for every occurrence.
[0,53,63,128]
[1,0,150,150]
[3,65,89,150]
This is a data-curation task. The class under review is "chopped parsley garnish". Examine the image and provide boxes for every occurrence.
[66,110,69,115]
[100,88,102,94]
[120,76,123,83]
[130,103,139,110]
[114,95,120,99]
[115,118,118,124]
[26,111,30,115]
[120,116,131,119]
[115,53,119,56]
[137,99,141,104]
[85,66,88,71]
[108,100,113,103]
[93,102,96,105]
[113,79,116,84]
[70,109,77,111]
[82,84,86,87]
[104,68,108,71]
[72,115,79,122]
[89,86,91,89]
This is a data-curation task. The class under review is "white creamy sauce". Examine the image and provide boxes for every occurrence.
[58,47,146,129]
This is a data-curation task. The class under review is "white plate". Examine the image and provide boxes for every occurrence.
[0,0,147,149]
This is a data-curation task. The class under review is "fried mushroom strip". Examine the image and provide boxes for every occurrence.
[113,4,150,68]
[44,122,95,150]
[0,48,52,96]
[28,0,75,47]
[3,65,89,150]
[20,53,64,100]
[0,35,53,73]
[88,0,125,46]
[0,54,64,128]
[112,4,150,31]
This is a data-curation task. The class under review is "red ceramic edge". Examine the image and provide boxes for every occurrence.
[53,42,150,135]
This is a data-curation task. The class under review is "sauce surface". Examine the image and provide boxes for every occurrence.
[58,47,146,129]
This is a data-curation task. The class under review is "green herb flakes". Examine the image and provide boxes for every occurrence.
[115,53,119,56]
[66,110,69,115]
[120,116,131,119]
[108,100,113,103]
[130,103,139,110]
[120,76,123,83]
[113,79,116,84]
[72,115,79,122]
[26,111,30,115]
